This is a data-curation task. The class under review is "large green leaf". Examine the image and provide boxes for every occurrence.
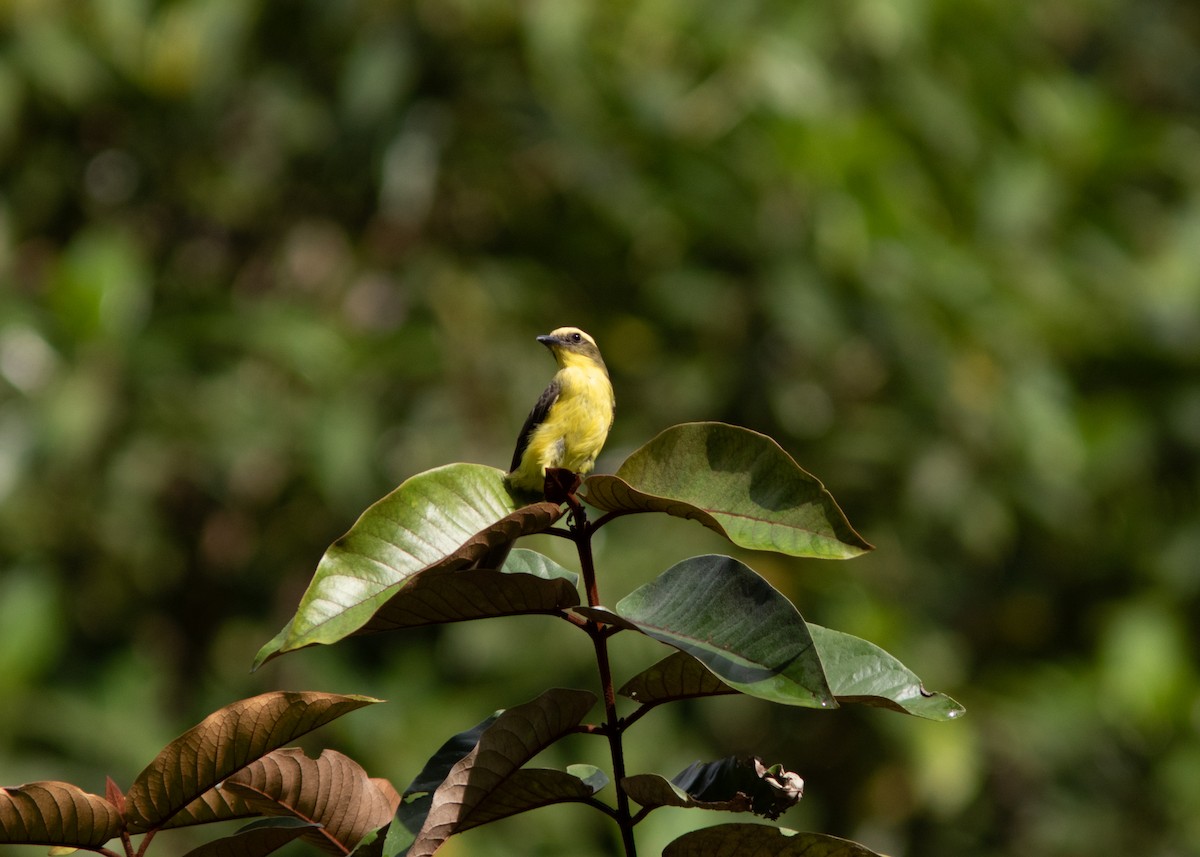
[664,824,885,856]
[0,782,121,848]
[613,555,835,709]
[622,635,965,721]
[255,465,563,665]
[583,423,871,559]
[405,688,596,857]
[125,692,379,832]
[355,549,579,634]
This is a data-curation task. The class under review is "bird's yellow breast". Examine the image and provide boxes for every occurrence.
[511,363,614,491]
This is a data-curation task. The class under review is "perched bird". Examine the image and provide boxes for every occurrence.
[507,326,615,494]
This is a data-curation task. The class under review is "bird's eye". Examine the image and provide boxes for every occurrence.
[571,332,582,342]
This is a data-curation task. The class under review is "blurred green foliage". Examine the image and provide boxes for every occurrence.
[1,0,1198,855]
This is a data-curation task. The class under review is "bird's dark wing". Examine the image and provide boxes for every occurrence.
[509,380,560,472]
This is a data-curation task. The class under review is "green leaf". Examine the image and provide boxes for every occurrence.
[455,765,609,832]
[256,464,563,666]
[355,549,579,634]
[614,555,835,709]
[0,782,121,848]
[222,748,400,857]
[664,824,886,856]
[809,624,965,721]
[620,634,964,721]
[179,818,319,857]
[583,422,871,559]
[406,688,596,857]
[125,691,380,832]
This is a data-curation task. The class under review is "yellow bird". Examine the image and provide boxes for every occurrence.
[507,327,615,494]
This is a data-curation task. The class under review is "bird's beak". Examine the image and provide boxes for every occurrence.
[536,334,557,347]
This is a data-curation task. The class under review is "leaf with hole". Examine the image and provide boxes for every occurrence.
[125,691,379,832]
[255,464,563,666]
[613,555,835,709]
[584,423,871,559]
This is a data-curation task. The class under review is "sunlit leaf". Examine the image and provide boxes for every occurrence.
[355,549,579,634]
[406,688,596,857]
[179,818,318,857]
[256,465,563,666]
[613,555,835,709]
[664,823,886,856]
[125,691,380,832]
[456,765,609,832]
[0,782,121,848]
[222,748,400,857]
[584,423,871,559]
[163,787,254,829]
[809,624,965,721]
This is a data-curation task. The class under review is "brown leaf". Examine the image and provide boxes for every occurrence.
[125,691,380,832]
[222,748,400,856]
[618,651,738,705]
[664,823,886,856]
[0,781,121,848]
[408,688,596,857]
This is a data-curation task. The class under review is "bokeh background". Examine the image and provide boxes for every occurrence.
[2,1,1199,855]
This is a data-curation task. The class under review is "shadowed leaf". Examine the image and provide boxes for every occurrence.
[180,818,318,857]
[222,748,400,857]
[356,549,579,634]
[614,555,835,709]
[125,691,379,832]
[0,782,121,848]
[584,423,871,559]
[664,823,886,856]
[621,631,964,721]
[406,688,596,857]
[670,757,803,820]
[256,464,563,666]
[457,765,609,832]
[810,624,965,721]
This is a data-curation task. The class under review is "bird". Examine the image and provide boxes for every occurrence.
[506,326,615,495]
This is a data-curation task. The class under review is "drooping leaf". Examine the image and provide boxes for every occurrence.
[179,818,319,857]
[255,464,563,666]
[405,688,596,857]
[613,555,835,709]
[355,549,580,634]
[664,823,886,856]
[383,713,501,857]
[455,765,609,832]
[620,632,965,721]
[670,757,803,820]
[809,624,966,721]
[125,691,380,832]
[0,782,121,848]
[221,748,400,857]
[583,423,871,559]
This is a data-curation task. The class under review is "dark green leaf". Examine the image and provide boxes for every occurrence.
[125,692,380,832]
[355,549,579,634]
[584,423,871,559]
[406,688,596,857]
[664,824,886,856]
[0,782,121,848]
[614,555,835,709]
[255,465,563,666]
[179,818,318,857]
[456,765,609,832]
[670,757,803,820]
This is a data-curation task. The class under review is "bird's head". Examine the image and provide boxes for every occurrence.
[538,327,607,373]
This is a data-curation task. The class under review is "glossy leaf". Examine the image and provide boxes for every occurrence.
[809,624,965,721]
[222,748,400,857]
[406,688,596,857]
[584,423,871,559]
[179,818,318,857]
[456,765,609,832]
[614,555,835,709]
[0,782,121,848]
[355,549,579,634]
[125,691,379,832]
[256,464,564,665]
[664,823,886,856]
